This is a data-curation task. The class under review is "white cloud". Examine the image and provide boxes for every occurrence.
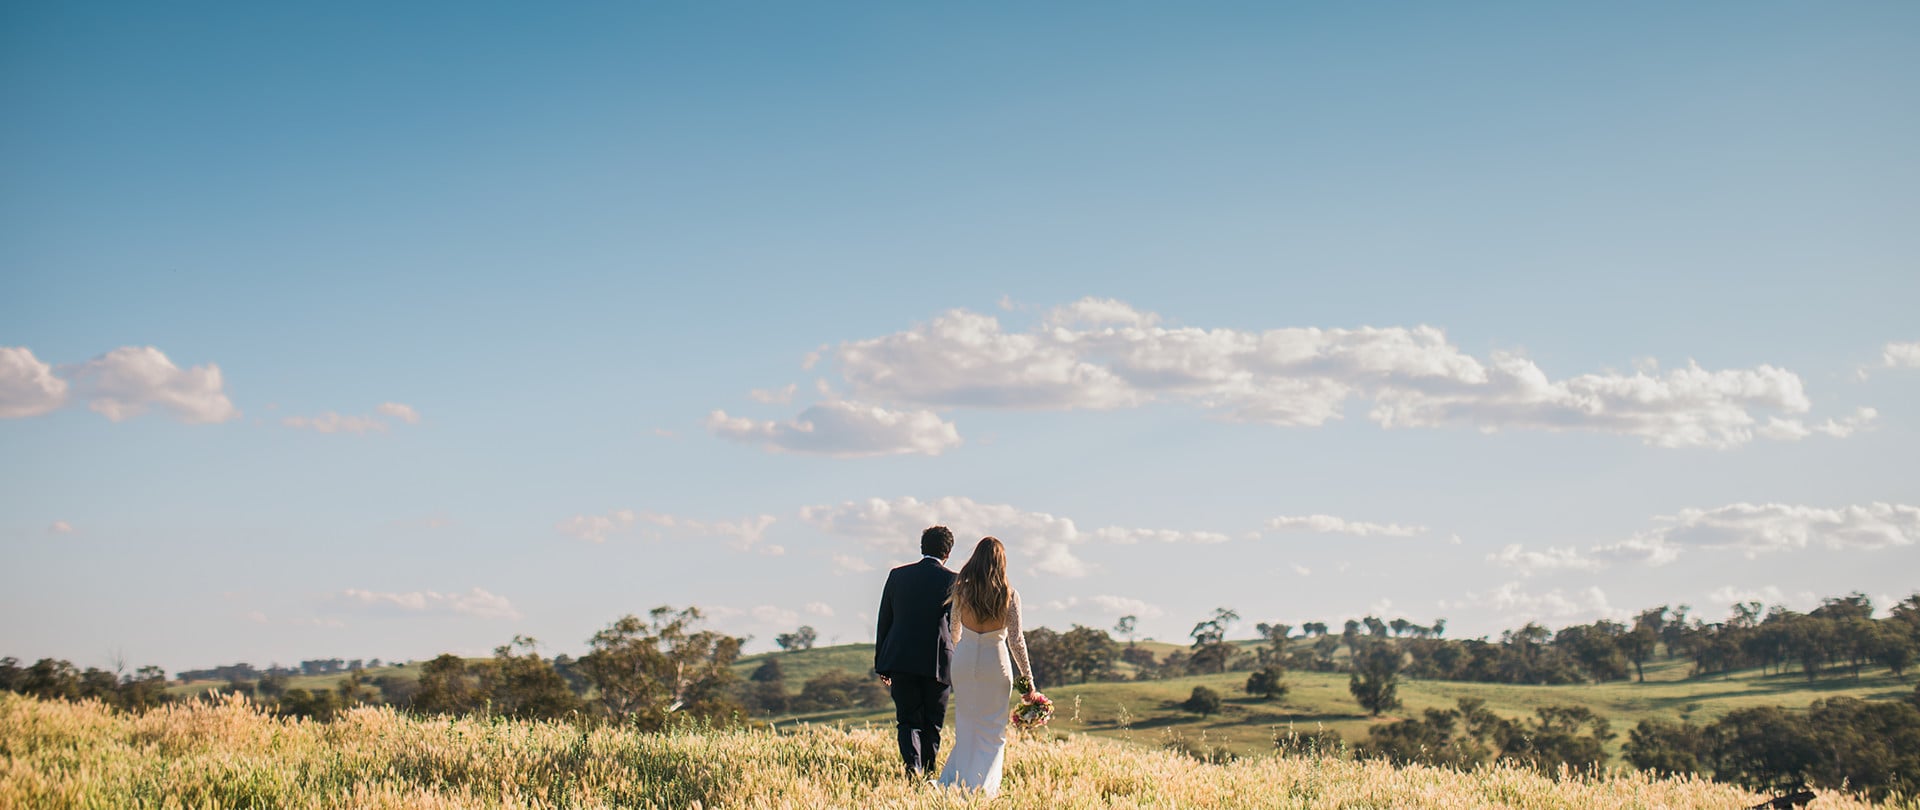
[0,347,69,418]
[48,520,74,535]
[1757,407,1877,441]
[337,587,521,620]
[707,400,962,457]
[1447,582,1621,622]
[831,553,876,574]
[68,346,239,423]
[1042,595,1166,620]
[1089,594,1164,619]
[556,509,637,543]
[1486,544,1603,575]
[377,402,421,424]
[748,384,798,405]
[751,605,800,627]
[1883,341,1920,369]
[1089,526,1232,544]
[284,402,422,434]
[1707,584,1789,607]
[1265,514,1427,537]
[556,508,778,551]
[652,427,678,438]
[800,495,1234,580]
[283,412,389,434]
[820,299,1833,448]
[1290,564,1312,576]
[804,602,835,617]
[1650,502,1920,559]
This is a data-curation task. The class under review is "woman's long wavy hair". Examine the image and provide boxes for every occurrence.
[950,536,1011,626]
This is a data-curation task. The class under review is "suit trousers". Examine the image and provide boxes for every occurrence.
[889,673,950,776]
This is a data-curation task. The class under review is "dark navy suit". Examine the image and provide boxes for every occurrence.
[874,556,957,776]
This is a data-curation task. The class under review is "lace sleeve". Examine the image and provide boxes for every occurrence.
[1005,589,1034,688]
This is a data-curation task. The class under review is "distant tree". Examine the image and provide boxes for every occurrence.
[277,688,340,720]
[1348,643,1403,717]
[413,654,490,715]
[775,626,818,652]
[746,657,790,713]
[1255,622,1291,666]
[1359,698,1497,769]
[796,669,887,711]
[257,670,290,700]
[1431,618,1447,639]
[1181,685,1222,716]
[24,659,81,702]
[1708,706,1822,793]
[1114,615,1139,647]
[1061,625,1120,683]
[488,636,582,719]
[578,606,743,729]
[1620,625,1658,682]
[1189,608,1239,675]
[120,666,170,711]
[1301,622,1328,637]
[335,670,379,709]
[1023,627,1070,686]
[1497,705,1613,774]
[750,658,785,683]
[1624,718,1707,776]
[1245,665,1288,701]
[1120,645,1157,677]
[1389,618,1410,637]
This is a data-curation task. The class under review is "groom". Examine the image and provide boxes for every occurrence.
[873,525,958,778]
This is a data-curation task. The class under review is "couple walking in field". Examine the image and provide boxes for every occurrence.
[873,526,1039,796]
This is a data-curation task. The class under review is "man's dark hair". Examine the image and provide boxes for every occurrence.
[920,525,955,559]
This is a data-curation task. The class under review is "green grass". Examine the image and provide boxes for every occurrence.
[168,643,1916,764]
[757,648,1916,760]
[167,662,425,698]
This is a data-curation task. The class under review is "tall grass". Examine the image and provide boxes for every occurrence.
[1,692,1898,809]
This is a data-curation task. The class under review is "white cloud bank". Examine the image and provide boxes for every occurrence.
[0,347,69,418]
[1442,582,1622,623]
[556,508,780,553]
[0,346,240,423]
[1883,341,1920,369]
[1600,502,1920,565]
[707,400,961,457]
[283,402,422,434]
[1486,544,1605,575]
[337,587,521,620]
[1492,501,1920,572]
[799,495,1233,579]
[813,299,1848,449]
[1266,514,1427,537]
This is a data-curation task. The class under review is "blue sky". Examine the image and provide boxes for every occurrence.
[3,2,1917,674]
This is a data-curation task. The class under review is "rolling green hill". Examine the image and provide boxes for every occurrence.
[167,640,1914,764]
[742,644,1915,760]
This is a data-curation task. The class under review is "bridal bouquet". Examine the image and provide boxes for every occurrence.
[1011,676,1053,729]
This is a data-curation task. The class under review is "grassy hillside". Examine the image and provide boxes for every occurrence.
[167,661,427,699]
[747,645,1915,760]
[8,691,1895,809]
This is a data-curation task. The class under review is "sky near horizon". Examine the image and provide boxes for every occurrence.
[3,2,1917,675]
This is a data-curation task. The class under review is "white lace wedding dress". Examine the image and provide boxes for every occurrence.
[937,588,1033,796]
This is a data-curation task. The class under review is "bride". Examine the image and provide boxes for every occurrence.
[937,536,1036,796]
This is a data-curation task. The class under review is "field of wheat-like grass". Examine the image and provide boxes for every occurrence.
[1,692,1902,809]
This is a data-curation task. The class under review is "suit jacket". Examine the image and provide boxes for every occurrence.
[873,557,957,684]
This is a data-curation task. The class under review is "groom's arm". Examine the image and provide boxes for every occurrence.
[873,574,895,682]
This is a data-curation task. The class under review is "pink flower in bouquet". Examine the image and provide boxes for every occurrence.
[1011,691,1053,729]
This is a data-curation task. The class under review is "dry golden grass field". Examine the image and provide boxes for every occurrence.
[4,691,1908,810]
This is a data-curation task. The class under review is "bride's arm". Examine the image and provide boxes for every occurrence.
[1006,589,1034,691]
